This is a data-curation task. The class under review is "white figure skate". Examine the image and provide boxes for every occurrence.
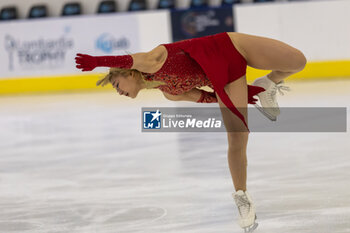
[252,75,291,121]
[233,190,258,233]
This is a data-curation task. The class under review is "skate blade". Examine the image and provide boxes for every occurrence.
[253,104,277,121]
[244,222,258,233]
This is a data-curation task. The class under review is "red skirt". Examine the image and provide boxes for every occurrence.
[172,32,265,132]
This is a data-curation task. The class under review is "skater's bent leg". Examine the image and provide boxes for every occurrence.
[216,75,249,192]
[228,32,307,83]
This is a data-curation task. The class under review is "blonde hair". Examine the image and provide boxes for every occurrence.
[96,67,166,89]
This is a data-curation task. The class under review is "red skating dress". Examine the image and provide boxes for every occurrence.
[141,32,266,131]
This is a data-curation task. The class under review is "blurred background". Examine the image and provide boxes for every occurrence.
[0,0,349,233]
[0,0,349,94]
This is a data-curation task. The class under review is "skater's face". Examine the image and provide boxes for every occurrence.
[110,72,141,99]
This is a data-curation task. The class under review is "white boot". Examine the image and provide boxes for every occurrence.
[233,190,258,233]
[252,75,291,121]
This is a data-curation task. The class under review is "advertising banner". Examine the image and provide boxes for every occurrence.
[0,14,140,78]
[171,6,234,42]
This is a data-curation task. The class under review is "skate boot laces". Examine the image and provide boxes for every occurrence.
[234,194,251,217]
[267,81,291,104]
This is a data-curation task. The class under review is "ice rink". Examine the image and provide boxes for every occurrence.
[0,79,349,233]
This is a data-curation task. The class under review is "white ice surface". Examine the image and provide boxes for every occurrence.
[0,79,349,233]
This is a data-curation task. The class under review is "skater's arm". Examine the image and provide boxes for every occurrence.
[75,46,166,73]
[131,46,167,72]
[162,88,217,103]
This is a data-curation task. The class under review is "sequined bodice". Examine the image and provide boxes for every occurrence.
[141,43,214,95]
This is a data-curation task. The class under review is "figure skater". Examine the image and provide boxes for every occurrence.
[75,32,306,233]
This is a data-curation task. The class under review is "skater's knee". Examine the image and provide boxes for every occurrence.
[290,49,307,72]
[227,132,249,152]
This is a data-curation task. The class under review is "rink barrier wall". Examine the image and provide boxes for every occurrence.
[0,11,171,79]
[1,60,349,95]
[234,0,350,62]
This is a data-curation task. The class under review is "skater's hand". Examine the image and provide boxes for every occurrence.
[75,53,98,72]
